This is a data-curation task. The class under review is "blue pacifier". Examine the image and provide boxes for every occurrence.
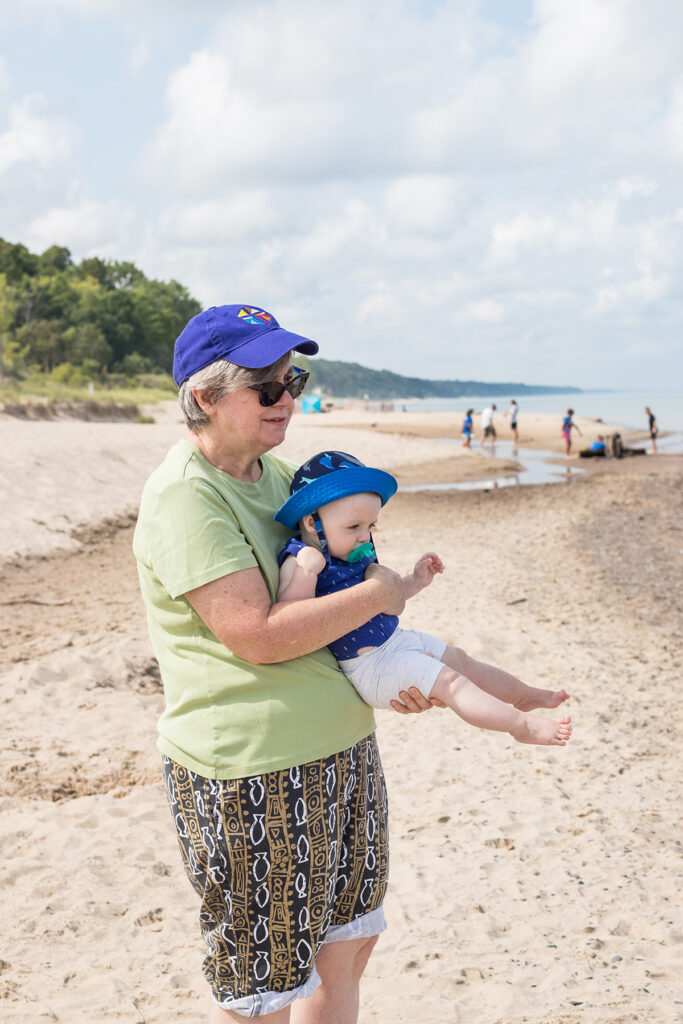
[346,541,376,564]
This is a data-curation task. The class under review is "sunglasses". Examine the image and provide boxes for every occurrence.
[247,365,310,407]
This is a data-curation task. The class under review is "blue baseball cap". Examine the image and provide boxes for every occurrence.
[274,451,397,529]
[173,304,319,386]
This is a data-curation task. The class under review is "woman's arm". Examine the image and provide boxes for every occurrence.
[186,562,406,665]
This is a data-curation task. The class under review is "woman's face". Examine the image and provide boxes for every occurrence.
[210,361,297,453]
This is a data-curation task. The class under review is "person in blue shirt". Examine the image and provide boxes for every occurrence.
[562,408,582,457]
[276,451,573,747]
[579,435,607,458]
[462,408,474,447]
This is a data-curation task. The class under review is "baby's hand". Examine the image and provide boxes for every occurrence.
[413,552,444,587]
[296,545,326,575]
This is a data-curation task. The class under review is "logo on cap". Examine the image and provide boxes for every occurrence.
[238,307,273,326]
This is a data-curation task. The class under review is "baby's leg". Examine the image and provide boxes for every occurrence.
[441,645,569,711]
[430,666,572,746]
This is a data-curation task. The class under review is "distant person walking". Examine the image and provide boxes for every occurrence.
[462,408,474,447]
[645,406,657,454]
[562,408,582,458]
[507,399,519,444]
[481,403,497,445]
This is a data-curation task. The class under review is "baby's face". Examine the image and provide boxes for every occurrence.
[318,492,382,560]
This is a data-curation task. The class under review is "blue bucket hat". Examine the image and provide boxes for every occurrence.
[274,451,397,530]
[173,304,319,386]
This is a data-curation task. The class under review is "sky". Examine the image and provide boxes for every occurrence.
[1,0,682,391]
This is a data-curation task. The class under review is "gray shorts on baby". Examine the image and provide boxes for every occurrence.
[338,627,448,709]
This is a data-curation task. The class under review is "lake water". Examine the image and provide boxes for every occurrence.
[399,389,683,454]
[400,439,588,493]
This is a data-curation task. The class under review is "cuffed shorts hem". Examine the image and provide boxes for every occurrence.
[214,969,321,1018]
[325,903,387,944]
[339,628,447,709]
[215,905,387,1017]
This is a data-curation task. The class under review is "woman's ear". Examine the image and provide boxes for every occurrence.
[191,388,214,413]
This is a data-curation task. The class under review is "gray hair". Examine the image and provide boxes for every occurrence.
[178,352,294,431]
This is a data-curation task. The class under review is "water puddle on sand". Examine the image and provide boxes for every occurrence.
[400,439,585,493]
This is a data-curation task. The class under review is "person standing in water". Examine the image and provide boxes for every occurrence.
[562,408,582,458]
[645,406,658,454]
[462,408,474,448]
[480,403,497,445]
[508,399,519,444]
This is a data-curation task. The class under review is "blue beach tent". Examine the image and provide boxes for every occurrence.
[301,395,322,414]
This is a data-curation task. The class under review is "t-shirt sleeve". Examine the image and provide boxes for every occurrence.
[145,478,258,599]
[277,536,305,568]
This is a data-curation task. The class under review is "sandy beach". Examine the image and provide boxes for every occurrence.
[1,402,681,1023]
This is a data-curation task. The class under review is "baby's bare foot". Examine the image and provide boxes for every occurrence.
[512,714,572,746]
[514,687,569,712]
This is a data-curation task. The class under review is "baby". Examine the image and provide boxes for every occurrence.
[275,451,572,747]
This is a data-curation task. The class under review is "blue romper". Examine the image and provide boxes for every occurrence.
[278,536,398,659]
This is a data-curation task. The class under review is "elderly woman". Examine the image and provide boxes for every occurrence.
[133,304,431,1023]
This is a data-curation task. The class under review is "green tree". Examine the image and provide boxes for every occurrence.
[0,238,38,284]
[15,318,64,371]
[16,274,76,326]
[108,260,145,290]
[131,278,201,370]
[0,273,20,380]
[62,323,112,368]
[78,256,109,285]
[38,245,73,274]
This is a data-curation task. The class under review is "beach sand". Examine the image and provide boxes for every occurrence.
[1,404,681,1023]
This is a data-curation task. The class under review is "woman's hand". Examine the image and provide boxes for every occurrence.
[363,562,406,616]
[390,687,447,715]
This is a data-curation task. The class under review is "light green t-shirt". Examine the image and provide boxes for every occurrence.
[133,439,375,779]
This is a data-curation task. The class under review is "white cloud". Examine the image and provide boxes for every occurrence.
[488,213,558,266]
[25,198,134,256]
[141,49,347,191]
[0,94,75,175]
[468,299,504,323]
[382,176,462,235]
[139,2,489,194]
[0,94,82,241]
[615,177,657,201]
[157,192,281,245]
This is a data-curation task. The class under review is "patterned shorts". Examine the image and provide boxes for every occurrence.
[162,733,389,1017]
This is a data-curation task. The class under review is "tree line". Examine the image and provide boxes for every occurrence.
[0,237,201,385]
